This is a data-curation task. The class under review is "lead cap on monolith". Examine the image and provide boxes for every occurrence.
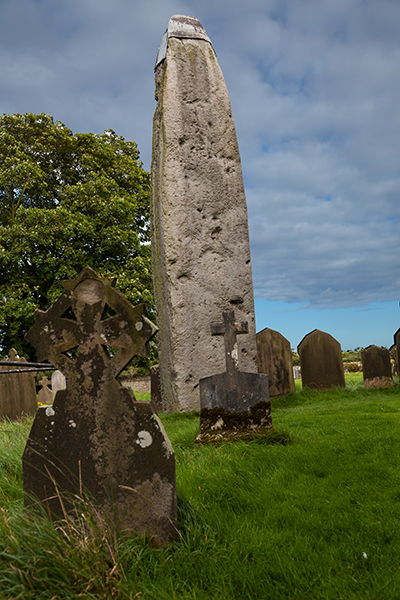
[155,15,212,66]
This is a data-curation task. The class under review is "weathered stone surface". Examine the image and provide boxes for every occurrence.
[151,364,164,413]
[23,267,177,545]
[151,15,258,412]
[197,310,271,442]
[257,328,295,396]
[51,370,66,398]
[361,345,393,389]
[297,329,345,390]
[0,348,37,420]
[37,376,53,405]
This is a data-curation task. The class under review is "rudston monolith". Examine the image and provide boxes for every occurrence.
[151,15,258,412]
[22,267,177,545]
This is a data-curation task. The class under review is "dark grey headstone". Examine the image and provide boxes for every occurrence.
[297,329,345,390]
[257,327,295,396]
[197,310,271,442]
[393,327,400,377]
[23,267,177,545]
[361,345,393,389]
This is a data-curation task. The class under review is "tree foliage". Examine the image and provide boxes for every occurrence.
[0,112,153,360]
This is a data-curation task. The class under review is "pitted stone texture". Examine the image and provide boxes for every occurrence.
[297,329,345,391]
[361,345,393,389]
[23,267,176,545]
[257,328,295,397]
[0,349,37,420]
[151,16,258,412]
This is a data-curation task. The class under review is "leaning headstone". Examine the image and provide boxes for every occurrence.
[196,310,272,443]
[51,370,66,398]
[257,328,295,396]
[37,376,53,405]
[297,329,345,390]
[151,15,258,412]
[361,345,393,389]
[0,348,37,420]
[23,267,177,545]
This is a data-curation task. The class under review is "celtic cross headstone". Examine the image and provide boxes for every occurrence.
[22,267,177,545]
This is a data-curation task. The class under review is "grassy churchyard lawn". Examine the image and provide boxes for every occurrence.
[1,372,400,599]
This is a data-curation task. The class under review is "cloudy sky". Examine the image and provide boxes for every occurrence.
[1,0,399,350]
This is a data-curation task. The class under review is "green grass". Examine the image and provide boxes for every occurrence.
[1,379,400,599]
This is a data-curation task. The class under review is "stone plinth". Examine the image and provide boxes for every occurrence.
[151,15,258,412]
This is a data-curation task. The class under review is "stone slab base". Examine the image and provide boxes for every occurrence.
[364,376,393,389]
[196,401,273,443]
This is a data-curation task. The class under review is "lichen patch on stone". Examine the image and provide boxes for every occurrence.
[136,430,153,448]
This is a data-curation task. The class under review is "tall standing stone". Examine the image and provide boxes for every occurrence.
[297,329,345,391]
[257,327,295,396]
[151,15,258,412]
[0,348,37,420]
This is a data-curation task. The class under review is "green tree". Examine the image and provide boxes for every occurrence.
[0,112,153,360]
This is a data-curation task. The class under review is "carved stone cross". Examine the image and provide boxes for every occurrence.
[23,266,177,545]
[197,308,272,442]
[211,310,248,374]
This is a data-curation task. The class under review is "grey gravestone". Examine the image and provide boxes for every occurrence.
[389,344,398,376]
[293,366,302,380]
[197,310,272,442]
[23,267,177,545]
[257,327,295,396]
[37,376,53,405]
[150,364,164,413]
[393,327,400,377]
[361,345,393,389]
[151,15,258,412]
[51,370,66,398]
[297,329,345,390]
[0,348,37,420]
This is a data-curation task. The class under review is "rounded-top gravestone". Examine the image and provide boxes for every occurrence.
[361,345,393,389]
[297,329,345,391]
